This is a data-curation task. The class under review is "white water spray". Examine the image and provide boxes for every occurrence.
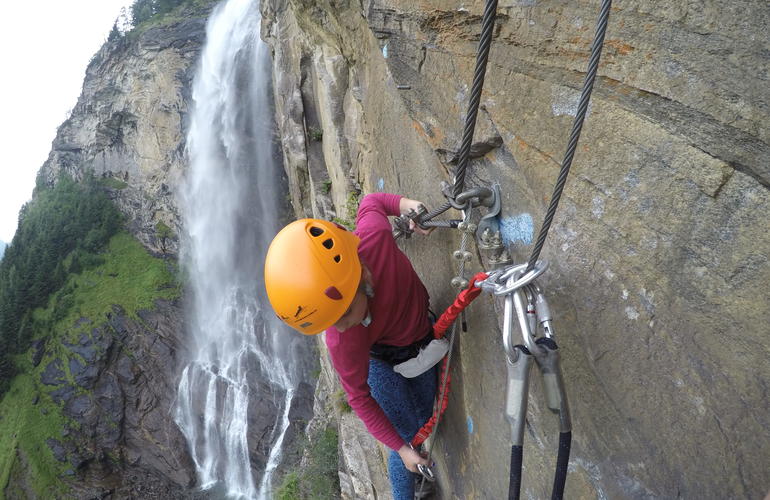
[176,0,302,497]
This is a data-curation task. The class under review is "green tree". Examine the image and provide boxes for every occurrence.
[0,174,124,394]
[155,221,173,254]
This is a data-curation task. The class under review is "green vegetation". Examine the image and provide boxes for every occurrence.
[0,170,179,494]
[309,127,324,142]
[119,0,220,38]
[0,175,122,395]
[332,389,352,414]
[0,374,70,497]
[331,190,362,231]
[99,176,128,190]
[276,472,300,500]
[275,425,340,500]
[33,232,179,344]
[0,232,179,494]
[155,221,174,254]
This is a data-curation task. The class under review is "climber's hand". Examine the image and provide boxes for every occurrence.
[399,197,434,235]
[397,444,429,473]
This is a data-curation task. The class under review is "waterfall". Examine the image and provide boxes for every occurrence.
[175,0,303,497]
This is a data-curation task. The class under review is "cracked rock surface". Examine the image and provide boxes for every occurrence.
[263,0,770,498]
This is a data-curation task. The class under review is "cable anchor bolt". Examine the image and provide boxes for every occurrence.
[478,228,503,250]
[487,248,512,268]
[452,250,473,262]
[457,221,477,234]
[451,276,469,289]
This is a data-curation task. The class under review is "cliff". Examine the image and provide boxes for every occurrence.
[39,2,217,256]
[1,2,217,497]
[262,0,770,498]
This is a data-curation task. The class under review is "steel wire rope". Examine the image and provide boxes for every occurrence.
[511,2,612,499]
[452,0,500,199]
[525,0,612,273]
[418,0,611,496]
[419,0,499,492]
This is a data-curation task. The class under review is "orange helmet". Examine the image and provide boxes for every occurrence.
[264,219,361,335]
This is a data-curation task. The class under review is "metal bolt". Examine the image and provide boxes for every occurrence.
[451,276,469,289]
[452,250,473,262]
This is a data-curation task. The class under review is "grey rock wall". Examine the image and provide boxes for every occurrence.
[263,0,770,498]
[39,3,217,255]
[38,301,196,498]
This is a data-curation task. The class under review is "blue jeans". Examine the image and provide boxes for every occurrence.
[368,358,438,500]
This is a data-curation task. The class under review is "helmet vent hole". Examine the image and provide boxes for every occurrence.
[322,238,334,249]
[309,226,324,237]
[333,255,341,263]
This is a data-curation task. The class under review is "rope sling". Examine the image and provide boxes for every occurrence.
[403,0,613,498]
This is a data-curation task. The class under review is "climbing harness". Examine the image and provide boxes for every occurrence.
[392,0,612,496]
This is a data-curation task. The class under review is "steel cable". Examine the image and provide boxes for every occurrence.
[525,0,612,272]
[452,0,499,199]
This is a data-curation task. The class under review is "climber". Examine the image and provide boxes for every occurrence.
[264,193,442,500]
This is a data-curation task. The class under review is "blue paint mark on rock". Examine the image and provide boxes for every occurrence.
[467,416,474,434]
[377,178,385,191]
[500,214,534,245]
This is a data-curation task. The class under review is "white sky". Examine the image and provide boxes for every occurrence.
[0,0,135,243]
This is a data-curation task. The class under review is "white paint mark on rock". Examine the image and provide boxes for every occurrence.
[592,196,605,218]
[455,85,468,104]
[625,306,639,320]
[622,289,629,300]
[640,288,656,313]
[500,213,534,245]
[551,86,593,117]
[692,395,707,416]
[382,43,388,59]
[571,457,609,500]
[377,178,385,191]
[664,60,683,77]
[561,226,578,241]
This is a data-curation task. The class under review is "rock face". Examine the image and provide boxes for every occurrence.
[38,2,218,256]
[263,0,770,498]
[40,301,196,498]
[22,2,210,496]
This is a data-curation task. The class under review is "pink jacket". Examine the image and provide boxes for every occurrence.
[325,193,431,450]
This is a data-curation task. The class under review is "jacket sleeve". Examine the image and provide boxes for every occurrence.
[355,193,402,234]
[326,333,406,450]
